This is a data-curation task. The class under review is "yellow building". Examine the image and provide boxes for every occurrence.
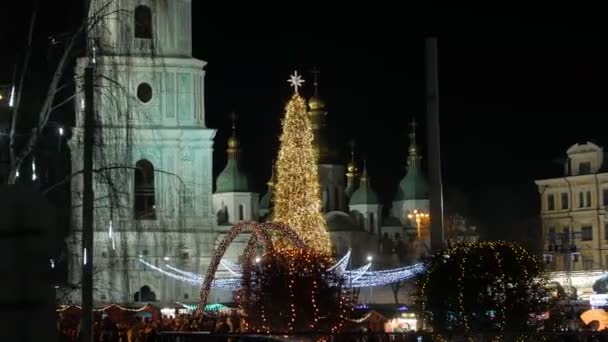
[536,142,608,272]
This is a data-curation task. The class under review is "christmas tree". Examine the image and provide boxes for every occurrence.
[272,71,332,255]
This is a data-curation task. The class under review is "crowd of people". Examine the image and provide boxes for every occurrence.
[57,313,239,342]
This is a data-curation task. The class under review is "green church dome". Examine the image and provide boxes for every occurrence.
[216,159,252,193]
[395,165,429,201]
[349,167,379,205]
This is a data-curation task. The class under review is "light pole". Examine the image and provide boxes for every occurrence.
[367,255,373,303]
[408,210,430,239]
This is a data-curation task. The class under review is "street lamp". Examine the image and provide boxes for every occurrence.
[408,210,429,239]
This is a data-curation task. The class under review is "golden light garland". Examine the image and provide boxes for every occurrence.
[272,93,332,255]
[196,221,306,315]
[240,248,349,334]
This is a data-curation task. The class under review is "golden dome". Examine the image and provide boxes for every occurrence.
[308,96,325,110]
[227,136,239,149]
[347,161,358,174]
[408,143,418,155]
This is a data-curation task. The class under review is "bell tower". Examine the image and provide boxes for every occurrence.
[68,0,217,304]
[90,0,193,57]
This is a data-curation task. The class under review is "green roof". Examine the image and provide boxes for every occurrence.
[216,159,252,193]
[350,180,379,205]
[395,165,429,201]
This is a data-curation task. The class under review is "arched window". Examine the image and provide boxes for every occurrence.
[134,6,153,39]
[238,204,244,221]
[134,285,156,302]
[134,160,156,220]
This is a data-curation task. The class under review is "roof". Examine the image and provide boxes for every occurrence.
[394,165,429,201]
[349,180,379,205]
[215,159,252,193]
[326,211,364,232]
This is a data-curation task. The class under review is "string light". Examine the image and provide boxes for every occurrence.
[272,93,332,254]
[137,258,239,288]
[9,85,15,107]
[107,220,115,250]
[31,159,37,181]
[197,221,306,314]
[152,249,423,289]
[421,241,545,339]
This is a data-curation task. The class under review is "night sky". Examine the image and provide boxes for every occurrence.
[2,2,607,238]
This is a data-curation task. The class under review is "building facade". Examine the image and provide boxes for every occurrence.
[67,0,219,304]
[536,142,608,273]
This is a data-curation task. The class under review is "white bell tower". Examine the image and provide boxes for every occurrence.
[67,0,218,304]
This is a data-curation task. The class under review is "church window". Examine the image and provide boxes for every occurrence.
[369,213,375,234]
[137,83,153,103]
[134,6,153,39]
[603,188,608,206]
[586,191,592,207]
[579,192,584,208]
[134,160,156,220]
[239,204,244,221]
[134,285,156,302]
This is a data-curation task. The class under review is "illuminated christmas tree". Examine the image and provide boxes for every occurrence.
[272,71,332,255]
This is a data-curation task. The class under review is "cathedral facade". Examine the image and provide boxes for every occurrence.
[65,0,431,305]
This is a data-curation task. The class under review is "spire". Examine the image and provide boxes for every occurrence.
[267,160,276,188]
[349,158,379,205]
[394,117,429,201]
[360,159,369,183]
[307,68,333,163]
[216,111,251,193]
[407,117,421,169]
[227,111,240,160]
[259,161,277,216]
[345,140,359,199]
[312,66,320,97]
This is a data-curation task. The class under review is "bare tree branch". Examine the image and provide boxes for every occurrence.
[8,1,38,182]
[7,0,117,184]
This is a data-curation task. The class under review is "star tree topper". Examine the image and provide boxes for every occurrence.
[287,71,305,93]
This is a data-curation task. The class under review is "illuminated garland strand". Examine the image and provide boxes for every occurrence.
[328,250,351,273]
[138,259,240,288]
[490,244,507,341]
[147,258,424,288]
